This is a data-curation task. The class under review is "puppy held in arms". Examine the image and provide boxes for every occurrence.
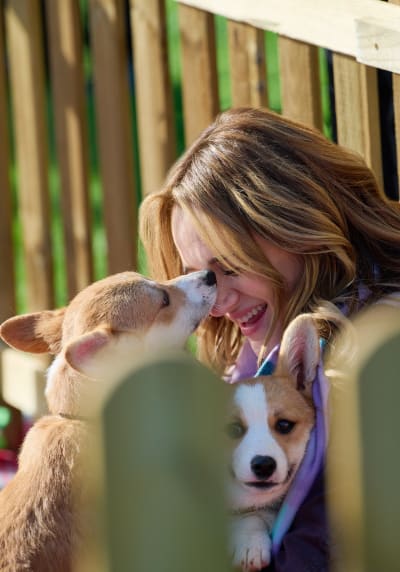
[226,314,319,571]
[0,270,216,572]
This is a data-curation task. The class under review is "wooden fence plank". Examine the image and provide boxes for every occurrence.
[0,11,16,321]
[130,0,176,196]
[46,0,93,299]
[279,37,322,130]
[89,0,137,273]
[6,0,54,311]
[332,53,383,189]
[177,0,400,74]
[329,307,400,572]
[390,0,400,198]
[75,353,230,572]
[227,20,267,108]
[178,4,219,145]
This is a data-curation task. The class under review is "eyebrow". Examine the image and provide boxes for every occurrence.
[183,257,219,274]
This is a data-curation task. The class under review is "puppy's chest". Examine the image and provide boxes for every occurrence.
[232,501,281,532]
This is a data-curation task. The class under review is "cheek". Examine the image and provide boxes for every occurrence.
[274,425,313,466]
[237,275,275,301]
[253,235,303,291]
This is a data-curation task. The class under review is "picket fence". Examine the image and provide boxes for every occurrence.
[0,0,400,569]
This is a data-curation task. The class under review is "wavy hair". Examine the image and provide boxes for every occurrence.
[139,107,400,373]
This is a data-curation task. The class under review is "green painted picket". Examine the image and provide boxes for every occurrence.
[328,305,400,572]
[77,351,231,571]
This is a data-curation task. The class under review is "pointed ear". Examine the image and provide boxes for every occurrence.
[277,314,320,393]
[0,308,66,354]
[64,328,112,377]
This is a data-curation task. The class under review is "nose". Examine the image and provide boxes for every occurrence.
[251,455,277,480]
[203,270,216,286]
[209,277,239,317]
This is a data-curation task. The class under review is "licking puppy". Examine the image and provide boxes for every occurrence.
[226,314,320,571]
[0,270,216,572]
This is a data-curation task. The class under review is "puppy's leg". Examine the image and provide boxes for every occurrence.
[230,513,272,571]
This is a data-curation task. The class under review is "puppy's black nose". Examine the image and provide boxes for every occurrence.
[204,270,216,286]
[251,455,277,480]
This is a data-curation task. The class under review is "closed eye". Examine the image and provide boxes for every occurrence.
[161,290,170,307]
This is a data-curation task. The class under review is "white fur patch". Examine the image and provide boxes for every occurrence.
[45,354,65,397]
[233,384,287,484]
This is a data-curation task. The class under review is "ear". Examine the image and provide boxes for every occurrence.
[0,308,66,354]
[64,328,112,377]
[277,314,320,393]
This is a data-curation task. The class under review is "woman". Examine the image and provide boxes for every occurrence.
[139,107,400,570]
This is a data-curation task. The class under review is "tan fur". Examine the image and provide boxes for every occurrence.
[227,314,320,571]
[0,270,216,571]
[261,377,315,464]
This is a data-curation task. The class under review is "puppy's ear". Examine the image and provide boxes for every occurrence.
[276,314,320,394]
[0,309,66,354]
[64,328,112,378]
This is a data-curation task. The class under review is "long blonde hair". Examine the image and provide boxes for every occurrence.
[139,107,400,373]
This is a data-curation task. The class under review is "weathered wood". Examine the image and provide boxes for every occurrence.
[89,0,137,273]
[0,11,16,321]
[332,53,383,189]
[177,0,400,73]
[6,0,54,311]
[46,0,93,298]
[227,20,267,108]
[129,0,176,196]
[178,4,219,145]
[279,37,322,130]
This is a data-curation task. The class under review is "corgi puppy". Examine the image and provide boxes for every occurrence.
[226,314,320,571]
[0,270,216,572]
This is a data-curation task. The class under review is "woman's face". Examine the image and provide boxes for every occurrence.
[171,207,303,356]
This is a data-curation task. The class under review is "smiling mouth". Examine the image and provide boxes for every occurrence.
[238,304,267,327]
[244,465,295,491]
[245,480,277,490]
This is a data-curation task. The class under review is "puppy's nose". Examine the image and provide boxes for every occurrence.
[204,270,216,286]
[251,455,277,480]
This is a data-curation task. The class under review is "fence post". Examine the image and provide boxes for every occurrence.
[279,38,322,130]
[130,0,177,197]
[178,4,219,146]
[328,305,400,572]
[45,0,94,299]
[76,352,230,572]
[332,54,383,189]
[0,10,15,322]
[89,0,137,274]
[227,21,268,109]
[6,0,54,311]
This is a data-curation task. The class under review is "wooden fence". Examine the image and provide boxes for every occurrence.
[1,0,400,569]
[1,0,400,321]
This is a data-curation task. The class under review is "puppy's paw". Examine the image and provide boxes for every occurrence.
[231,526,271,571]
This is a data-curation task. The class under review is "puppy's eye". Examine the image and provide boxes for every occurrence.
[161,290,170,307]
[226,421,246,439]
[275,419,296,435]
